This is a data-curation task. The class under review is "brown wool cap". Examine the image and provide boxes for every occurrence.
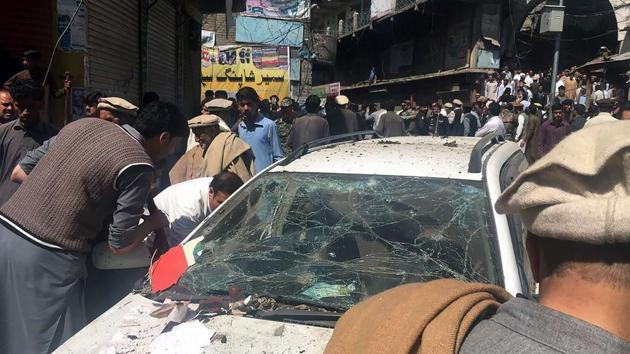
[335,95,349,105]
[188,114,221,128]
[204,98,233,110]
[97,97,138,116]
[495,121,630,244]
[188,114,231,132]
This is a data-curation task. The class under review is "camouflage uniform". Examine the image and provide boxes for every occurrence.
[276,118,293,154]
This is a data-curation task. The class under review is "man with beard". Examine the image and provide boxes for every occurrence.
[169,114,255,184]
[10,97,139,183]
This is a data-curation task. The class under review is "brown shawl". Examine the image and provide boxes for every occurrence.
[324,279,511,354]
[169,132,255,185]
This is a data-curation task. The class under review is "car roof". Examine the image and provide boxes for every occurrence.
[271,136,486,181]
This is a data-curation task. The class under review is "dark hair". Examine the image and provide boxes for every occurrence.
[8,78,44,101]
[588,105,600,116]
[551,103,563,112]
[622,103,630,112]
[22,50,41,61]
[84,91,103,106]
[384,100,396,111]
[305,95,321,113]
[270,95,279,101]
[259,99,271,115]
[575,104,586,115]
[463,106,472,113]
[210,171,244,195]
[215,90,228,99]
[489,102,501,116]
[204,90,214,98]
[236,86,259,104]
[142,91,160,107]
[132,101,188,139]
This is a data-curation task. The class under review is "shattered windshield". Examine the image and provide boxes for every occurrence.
[177,173,501,309]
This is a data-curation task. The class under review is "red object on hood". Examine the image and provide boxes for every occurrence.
[149,244,188,293]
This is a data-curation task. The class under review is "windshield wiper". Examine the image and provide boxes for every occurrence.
[248,294,346,327]
[255,308,341,328]
[271,294,347,313]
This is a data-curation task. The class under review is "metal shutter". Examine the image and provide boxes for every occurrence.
[0,1,52,82]
[146,0,177,104]
[86,0,141,104]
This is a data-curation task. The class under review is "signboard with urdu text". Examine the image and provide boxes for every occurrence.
[201,45,290,99]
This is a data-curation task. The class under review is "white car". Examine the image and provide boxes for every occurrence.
[57,133,533,353]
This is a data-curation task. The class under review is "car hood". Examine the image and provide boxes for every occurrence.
[54,293,334,353]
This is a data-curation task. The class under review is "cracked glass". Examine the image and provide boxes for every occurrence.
[176,172,502,309]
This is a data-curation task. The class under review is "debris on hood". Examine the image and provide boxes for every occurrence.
[149,320,215,354]
[443,140,458,147]
[210,333,227,344]
[104,305,171,353]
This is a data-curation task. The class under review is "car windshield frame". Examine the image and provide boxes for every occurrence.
[172,172,504,309]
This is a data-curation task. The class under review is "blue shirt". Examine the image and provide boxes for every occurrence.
[238,113,284,173]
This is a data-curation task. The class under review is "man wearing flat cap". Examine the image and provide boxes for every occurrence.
[447,99,464,136]
[98,97,138,125]
[9,96,141,184]
[584,98,618,128]
[461,121,630,353]
[169,114,255,185]
[323,123,630,354]
[334,95,359,136]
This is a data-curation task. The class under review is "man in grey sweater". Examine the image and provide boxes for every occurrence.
[461,121,630,353]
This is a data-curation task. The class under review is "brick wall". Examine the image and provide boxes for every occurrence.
[202,13,236,45]
[202,13,312,101]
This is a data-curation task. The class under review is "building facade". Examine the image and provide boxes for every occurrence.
[0,0,202,125]
[200,3,313,102]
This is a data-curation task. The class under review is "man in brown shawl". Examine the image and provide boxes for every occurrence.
[169,114,255,184]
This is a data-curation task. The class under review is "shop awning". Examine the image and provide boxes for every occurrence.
[341,68,494,91]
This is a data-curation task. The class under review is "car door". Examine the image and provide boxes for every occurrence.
[498,152,535,294]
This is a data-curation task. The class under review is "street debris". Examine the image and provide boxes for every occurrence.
[443,140,458,147]
[149,320,215,354]
[274,324,286,337]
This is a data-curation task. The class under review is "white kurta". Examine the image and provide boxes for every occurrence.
[154,177,213,246]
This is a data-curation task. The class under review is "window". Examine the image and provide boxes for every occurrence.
[176,173,502,309]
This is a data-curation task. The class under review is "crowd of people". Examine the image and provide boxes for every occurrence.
[0,47,629,353]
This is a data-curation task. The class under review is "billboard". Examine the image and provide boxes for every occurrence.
[235,16,304,47]
[371,0,394,20]
[201,45,290,99]
[243,0,309,19]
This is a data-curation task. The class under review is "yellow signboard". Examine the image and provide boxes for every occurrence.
[201,46,289,99]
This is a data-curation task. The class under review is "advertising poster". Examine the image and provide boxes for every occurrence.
[243,0,310,19]
[235,16,304,47]
[57,0,86,52]
[201,45,290,99]
[201,30,216,48]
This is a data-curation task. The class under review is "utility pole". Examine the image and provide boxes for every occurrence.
[541,1,565,103]
[550,0,563,100]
